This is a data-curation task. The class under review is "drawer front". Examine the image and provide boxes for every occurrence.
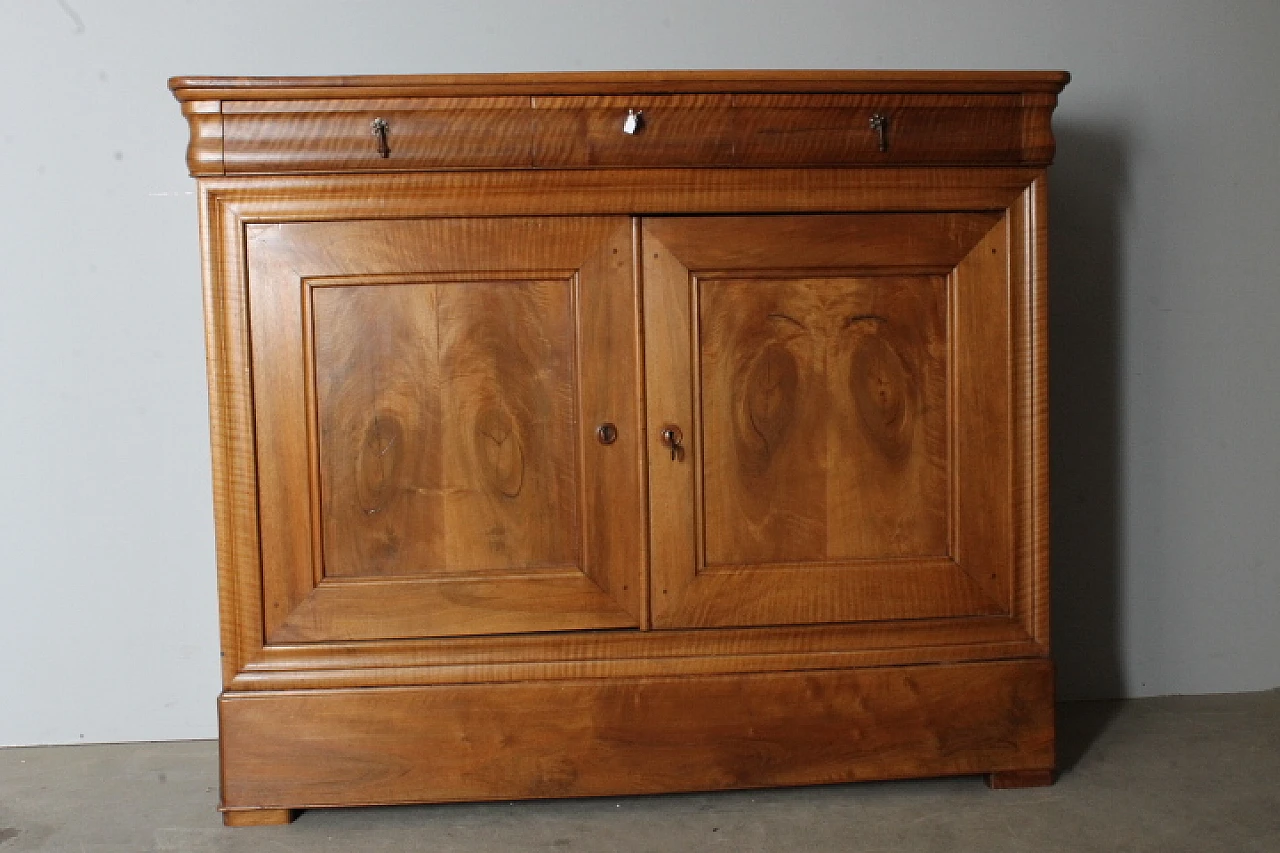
[532,95,736,167]
[217,93,1052,174]
[222,98,535,173]
[730,94,1033,165]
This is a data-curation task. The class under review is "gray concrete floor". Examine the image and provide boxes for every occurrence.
[1,691,1276,852]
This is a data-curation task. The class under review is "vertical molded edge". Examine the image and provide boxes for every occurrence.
[182,100,225,177]
[1030,174,1052,650]
[206,193,264,816]
[199,184,241,687]
[945,264,958,564]
[688,274,707,580]
[206,190,268,678]
[570,266,592,608]
[301,279,326,589]
[1008,174,1051,652]
[631,217,653,630]
[1006,198,1026,625]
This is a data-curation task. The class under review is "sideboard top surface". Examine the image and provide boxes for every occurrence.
[170,69,1070,101]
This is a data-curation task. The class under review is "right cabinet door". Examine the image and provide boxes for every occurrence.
[643,213,1025,629]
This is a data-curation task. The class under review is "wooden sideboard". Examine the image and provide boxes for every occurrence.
[170,70,1068,826]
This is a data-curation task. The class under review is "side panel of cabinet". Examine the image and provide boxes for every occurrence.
[643,212,1027,629]
[247,217,646,642]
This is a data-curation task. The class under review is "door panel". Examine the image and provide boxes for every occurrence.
[248,217,643,641]
[699,275,949,565]
[313,279,580,577]
[643,214,1014,629]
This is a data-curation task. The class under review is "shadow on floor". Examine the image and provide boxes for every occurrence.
[1057,698,1125,775]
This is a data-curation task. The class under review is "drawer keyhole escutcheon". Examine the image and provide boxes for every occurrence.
[622,109,645,135]
[869,113,889,152]
[371,117,390,158]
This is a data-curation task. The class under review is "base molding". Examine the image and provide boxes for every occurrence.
[219,658,1054,811]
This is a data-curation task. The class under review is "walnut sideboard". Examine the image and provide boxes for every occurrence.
[170,70,1068,826]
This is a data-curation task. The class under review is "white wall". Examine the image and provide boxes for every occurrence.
[1,0,1277,746]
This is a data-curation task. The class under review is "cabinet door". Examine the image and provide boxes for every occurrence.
[644,214,1021,629]
[248,217,644,642]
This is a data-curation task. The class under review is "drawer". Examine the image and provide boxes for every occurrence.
[216,93,1053,174]
[222,98,536,173]
[730,94,1037,165]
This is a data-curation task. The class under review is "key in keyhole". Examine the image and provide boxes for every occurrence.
[661,426,683,461]
[371,117,390,158]
[869,113,888,153]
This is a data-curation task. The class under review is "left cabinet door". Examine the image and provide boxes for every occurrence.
[246,217,644,642]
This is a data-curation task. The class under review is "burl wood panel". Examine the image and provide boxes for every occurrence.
[312,279,579,577]
[699,275,948,564]
[220,659,1054,809]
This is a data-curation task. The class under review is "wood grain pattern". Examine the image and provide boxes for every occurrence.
[224,105,535,174]
[699,275,948,564]
[196,167,1041,218]
[211,99,1050,175]
[199,186,265,683]
[952,217,1016,606]
[1027,177,1052,646]
[312,278,579,577]
[197,170,1050,660]
[269,575,636,643]
[220,659,1055,809]
[231,615,1040,690]
[174,73,1066,176]
[533,95,735,167]
[642,213,1001,272]
[730,105,1027,166]
[643,213,1014,629]
[247,216,643,639]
